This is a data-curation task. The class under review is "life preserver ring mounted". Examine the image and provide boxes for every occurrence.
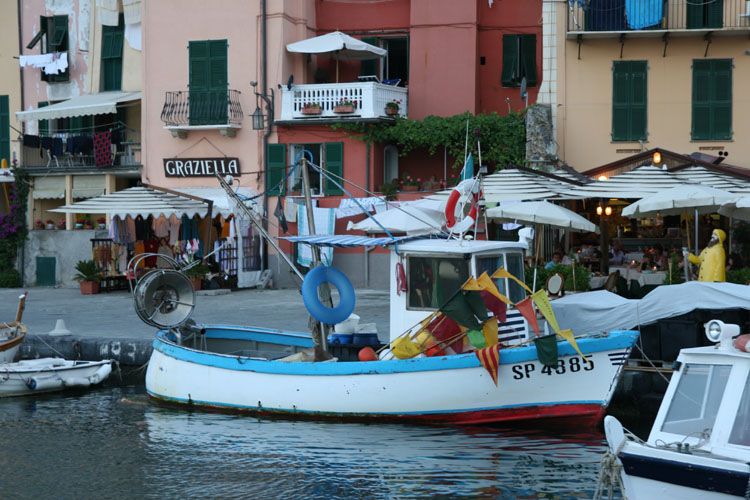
[445,178,481,234]
[301,266,356,325]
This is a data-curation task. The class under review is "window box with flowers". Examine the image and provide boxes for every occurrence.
[385,99,401,116]
[333,99,356,114]
[399,173,420,192]
[301,102,322,115]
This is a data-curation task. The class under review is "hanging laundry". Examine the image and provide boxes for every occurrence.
[274,198,289,234]
[152,215,170,238]
[42,52,68,75]
[296,205,335,267]
[94,131,112,167]
[19,53,54,69]
[168,214,180,246]
[625,0,662,30]
[96,0,120,25]
[22,135,40,148]
[335,197,386,218]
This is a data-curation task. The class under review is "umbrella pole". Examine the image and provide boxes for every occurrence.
[694,208,699,254]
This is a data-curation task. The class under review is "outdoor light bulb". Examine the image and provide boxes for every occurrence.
[596,206,603,216]
[605,206,612,216]
[653,151,662,165]
[597,175,608,181]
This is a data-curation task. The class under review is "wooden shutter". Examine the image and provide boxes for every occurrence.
[38,101,49,136]
[612,61,647,141]
[501,35,519,87]
[266,143,286,196]
[189,40,227,125]
[706,0,724,28]
[612,62,631,141]
[629,61,647,140]
[189,41,209,125]
[520,35,537,86]
[324,143,344,195]
[101,16,124,91]
[50,16,68,49]
[0,96,9,165]
[359,37,379,78]
[692,59,732,140]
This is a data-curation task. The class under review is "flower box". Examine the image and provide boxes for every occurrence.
[79,280,100,295]
[401,185,418,192]
[334,104,355,114]
[301,105,322,116]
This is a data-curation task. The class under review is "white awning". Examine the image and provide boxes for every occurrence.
[0,170,14,183]
[51,186,210,218]
[16,91,142,122]
[174,187,261,217]
[72,175,106,199]
[32,176,66,199]
[427,169,575,203]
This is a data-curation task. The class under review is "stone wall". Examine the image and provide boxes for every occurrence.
[23,229,105,287]
[525,104,556,169]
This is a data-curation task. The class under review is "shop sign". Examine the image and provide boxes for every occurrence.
[163,158,241,177]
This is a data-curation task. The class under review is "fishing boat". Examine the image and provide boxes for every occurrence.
[601,320,750,499]
[0,293,28,364]
[0,358,113,397]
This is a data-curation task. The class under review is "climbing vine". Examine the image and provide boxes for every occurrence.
[332,111,526,170]
[0,169,30,287]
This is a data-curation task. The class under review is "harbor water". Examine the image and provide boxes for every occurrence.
[0,386,622,499]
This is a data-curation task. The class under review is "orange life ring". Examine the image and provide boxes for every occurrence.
[445,179,481,234]
[734,334,750,353]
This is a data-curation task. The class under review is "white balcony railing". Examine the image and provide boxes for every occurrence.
[280,82,408,121]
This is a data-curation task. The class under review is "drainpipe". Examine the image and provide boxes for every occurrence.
[17,0,26,284]
[260,0,271,272]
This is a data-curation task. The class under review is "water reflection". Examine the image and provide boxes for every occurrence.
[0,388,608,499]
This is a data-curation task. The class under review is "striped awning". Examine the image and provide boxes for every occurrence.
[560,165,687,199]
[673,165,750,192]
[282,235,419,247]
[32,176,66,199]
[16,91,142,122]
[427,168,575,203]
[50,186,210,218]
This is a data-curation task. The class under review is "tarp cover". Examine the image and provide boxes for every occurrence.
[16,91,142,122]
[551,282,750,335]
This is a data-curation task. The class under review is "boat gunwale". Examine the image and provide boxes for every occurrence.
[0,359,112,375]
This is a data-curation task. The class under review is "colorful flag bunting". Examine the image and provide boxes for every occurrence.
[533,334,559,367]
[515,296,540,336]
[475,344,500,386]
[391,336,421,359]
[467,329,486,349]
[482,316,499,347]
[461,153,474,181]
[428,314,465,353]
[557,328,589,362]
[531,289,560,333]
[441,291,487,331]
[491,267,532,294]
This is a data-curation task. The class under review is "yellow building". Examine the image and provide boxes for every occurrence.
[541,0,750,171]
[0,1,22,176]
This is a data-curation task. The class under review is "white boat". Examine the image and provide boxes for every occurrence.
[602,320,750,499]
[144,238,639,425]
[0,358,113,397]
[0,293,28,364]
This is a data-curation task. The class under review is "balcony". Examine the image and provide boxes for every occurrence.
[567,0,750,36]
[279,82,408,123]
[160,89,244,138]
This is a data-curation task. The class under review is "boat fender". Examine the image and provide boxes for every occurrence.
[734,334,750,353]
[396,261,407,295]
[63,377,92,388]
[301,266,356,325]
[88,363,113,385]
[358,346,378,362]
[444,178,480,233]
[26,375,64,391]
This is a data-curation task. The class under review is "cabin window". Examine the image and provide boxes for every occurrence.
[505,253,525,303]
[661,364,731,437]
[729,375,750,447]
[407,256,469,310]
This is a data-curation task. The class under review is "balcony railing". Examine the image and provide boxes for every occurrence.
[160,90,244,127]
[21,129,141,170]
[280,82,408,121]
[568,0,750,34]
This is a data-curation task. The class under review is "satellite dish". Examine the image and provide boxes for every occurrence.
[546,273,564,296]
[133,269,195,328]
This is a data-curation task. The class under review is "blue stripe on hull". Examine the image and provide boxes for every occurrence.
[152,329,638,376]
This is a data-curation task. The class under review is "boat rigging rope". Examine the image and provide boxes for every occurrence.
[593,437,628,500]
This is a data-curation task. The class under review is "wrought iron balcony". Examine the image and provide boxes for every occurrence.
[279,82,408,122]
[567,0,750,35]
[160,89,244,138]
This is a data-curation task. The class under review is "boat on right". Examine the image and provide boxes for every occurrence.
[603,319,750,499]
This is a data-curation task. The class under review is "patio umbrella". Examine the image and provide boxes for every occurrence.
[347,205,444,236]
[485,200,598,233]
[719,197,750,222]
[286,31,386,82]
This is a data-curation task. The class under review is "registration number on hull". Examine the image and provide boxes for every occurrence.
[511,357,594,380]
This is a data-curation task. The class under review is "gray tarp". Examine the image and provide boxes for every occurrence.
[552,282,750,335]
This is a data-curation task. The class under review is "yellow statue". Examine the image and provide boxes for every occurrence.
[685,229,726,282]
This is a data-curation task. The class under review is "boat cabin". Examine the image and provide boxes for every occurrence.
[646,332,750,461]
[388,238,530,343]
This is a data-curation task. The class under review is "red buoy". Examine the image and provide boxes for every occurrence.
[358,346,378,362]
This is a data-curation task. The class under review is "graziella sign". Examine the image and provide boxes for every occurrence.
[163,158,241,177]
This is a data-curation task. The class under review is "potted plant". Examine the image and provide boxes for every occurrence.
[385,99,401,116]
[73,259,102,295]
[399,173,420,192]
[184,262,210,291]
[57,219,66,230]
[379,181,398,201]
[75,217,86,229]
[301,102,322,115]
[97,217,106,229]
[333,99,356,114]
[35,219,44,230]
[46,219,55,230]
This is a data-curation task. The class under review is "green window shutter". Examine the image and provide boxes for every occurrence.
[501,35,519,87]
[706,0,724,28]
[712,59,732,140]
[266,143,286,196]
[0,96,9,166]
[520,35,537,86]
[612,62,631,141]
[360,37,378,77]
[629,61,647,140]
[38,101,49,135]
[42,16,69,82]
[189,40,227,125]
[692,59,732,140]
[101,15,124,91]
[324,142,344,195]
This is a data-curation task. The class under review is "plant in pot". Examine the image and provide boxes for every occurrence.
[301,102,322,115]
[379,181,398,201]
[97,217,106,229]
[184,262,210,291]
[35,219,44,230]
[73,259,102,295]
[399,173,420,192]
[333,99,355,114]
[56,219,66,230]
[385,99,401,116]
[75,217,87,229]
[46,219,55,230]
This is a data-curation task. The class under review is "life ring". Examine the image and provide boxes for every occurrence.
[445,178,480,234]
[734,334,750,353]
[301,266,356,325]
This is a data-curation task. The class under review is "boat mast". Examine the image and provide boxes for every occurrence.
[301,156,332,360]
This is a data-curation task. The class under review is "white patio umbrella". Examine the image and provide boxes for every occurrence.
[485,200,598,233]
[286,31,386,81]
[347,205,444,236]
[719,197,750,222]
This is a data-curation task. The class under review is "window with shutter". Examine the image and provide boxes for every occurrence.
[189,40,228,125]
[101,15,124,91]
[0,96,9,166]
[692,59,732,141]
[611,61,647,142]
[324,143,344,195]
[501,34,537,87]
[687,0,723,29]
[38,102,49,136]
[266,144,287,196]
[41,16,69,83]
[360,38,379,79]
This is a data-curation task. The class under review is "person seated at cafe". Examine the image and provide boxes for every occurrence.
[545,252,562,270]
[609,240,625,265]
[652,244,668,270]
